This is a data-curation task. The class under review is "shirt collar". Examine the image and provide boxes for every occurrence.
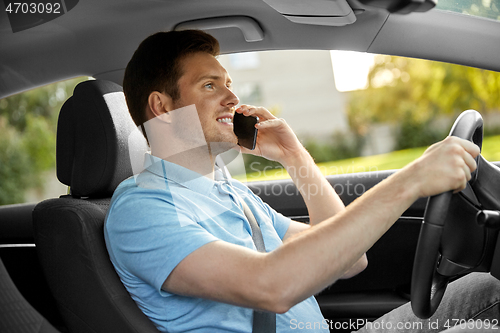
[214,155,233,184]
[143,153,230,196]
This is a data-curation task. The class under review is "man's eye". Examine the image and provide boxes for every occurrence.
[204,83,213,89]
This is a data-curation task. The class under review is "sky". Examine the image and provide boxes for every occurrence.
[330,51,376,92]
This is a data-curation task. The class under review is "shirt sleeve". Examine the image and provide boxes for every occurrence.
[105,186,219,295]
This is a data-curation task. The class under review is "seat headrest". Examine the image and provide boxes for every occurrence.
[57,80,148,198]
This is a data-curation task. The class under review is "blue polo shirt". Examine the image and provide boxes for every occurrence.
[104,154,328,332]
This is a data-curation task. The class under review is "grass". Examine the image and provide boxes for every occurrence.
[234,135,500,182]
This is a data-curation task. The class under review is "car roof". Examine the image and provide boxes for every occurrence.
[1,0,500,100]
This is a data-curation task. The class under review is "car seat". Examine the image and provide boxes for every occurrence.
[0,257,60,333]
[32,80,159,333]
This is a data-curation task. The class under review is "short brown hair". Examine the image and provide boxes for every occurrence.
[123,30,220,127]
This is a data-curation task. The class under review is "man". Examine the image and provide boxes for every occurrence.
[104,30,499,332]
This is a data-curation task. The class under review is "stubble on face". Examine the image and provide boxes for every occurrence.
[172,100,237,157]
[173,53,239,156]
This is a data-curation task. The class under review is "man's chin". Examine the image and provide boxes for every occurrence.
[207,141,238,156]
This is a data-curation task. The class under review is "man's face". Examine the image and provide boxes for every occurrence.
[172,52,240,153]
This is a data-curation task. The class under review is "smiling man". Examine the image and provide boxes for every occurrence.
[104,30,499,333]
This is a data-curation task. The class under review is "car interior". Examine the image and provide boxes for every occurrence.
[1,0,500,332]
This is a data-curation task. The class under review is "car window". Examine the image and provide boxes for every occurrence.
[217,50,500,182]
[0,77,87,205]
[435,0,500,22]
[1,51,499,205]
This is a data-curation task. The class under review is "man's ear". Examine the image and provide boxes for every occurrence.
[147,91,174,119]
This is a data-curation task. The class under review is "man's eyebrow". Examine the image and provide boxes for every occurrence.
[195,74,231,83]
[196,74,220,82]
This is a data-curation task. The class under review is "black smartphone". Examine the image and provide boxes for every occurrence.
[233,112,258,150]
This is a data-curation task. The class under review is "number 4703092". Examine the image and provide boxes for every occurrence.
[5,2,61,14]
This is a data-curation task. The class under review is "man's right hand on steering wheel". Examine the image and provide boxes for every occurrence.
[403,136,480,200]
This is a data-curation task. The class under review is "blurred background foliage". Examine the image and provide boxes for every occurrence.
[297,55,500,166]
[301,131,364,163]
[0,77,86,204]
[436,0,500,21]
[347,55,500,150]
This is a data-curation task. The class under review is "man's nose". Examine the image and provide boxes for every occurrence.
[224,88,239,107]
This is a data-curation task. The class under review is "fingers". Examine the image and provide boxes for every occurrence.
[462,148,477,174]
[255,118,286,129]
[418,136,481,197]
[444,136,479,172]
[459,137,481,159]
[441,136,479,193]
[235,105,286,130]
[236,105,276,121]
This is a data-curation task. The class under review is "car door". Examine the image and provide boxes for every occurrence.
[0,202,66,328]
[247,170,426,331]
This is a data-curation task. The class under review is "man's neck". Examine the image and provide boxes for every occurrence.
[151,144,216,180]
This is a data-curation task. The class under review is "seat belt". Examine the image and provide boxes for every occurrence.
[214,157,276,332]
[237,195,277,333]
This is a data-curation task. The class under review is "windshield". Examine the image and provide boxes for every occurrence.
[435,0,500,21]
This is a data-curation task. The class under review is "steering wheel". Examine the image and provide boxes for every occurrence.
[410,110,485,319]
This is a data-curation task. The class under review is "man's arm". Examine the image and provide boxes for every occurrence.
[245,105,366,277]
[284,220,367,279]
[237,105,344,227]
[163,107,479,314]
[281,149,368,278]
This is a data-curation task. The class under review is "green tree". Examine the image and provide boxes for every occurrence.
[0,77,87,205]
[436,0,500,21]
[347,55,500,148]
[302,131,364,163]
